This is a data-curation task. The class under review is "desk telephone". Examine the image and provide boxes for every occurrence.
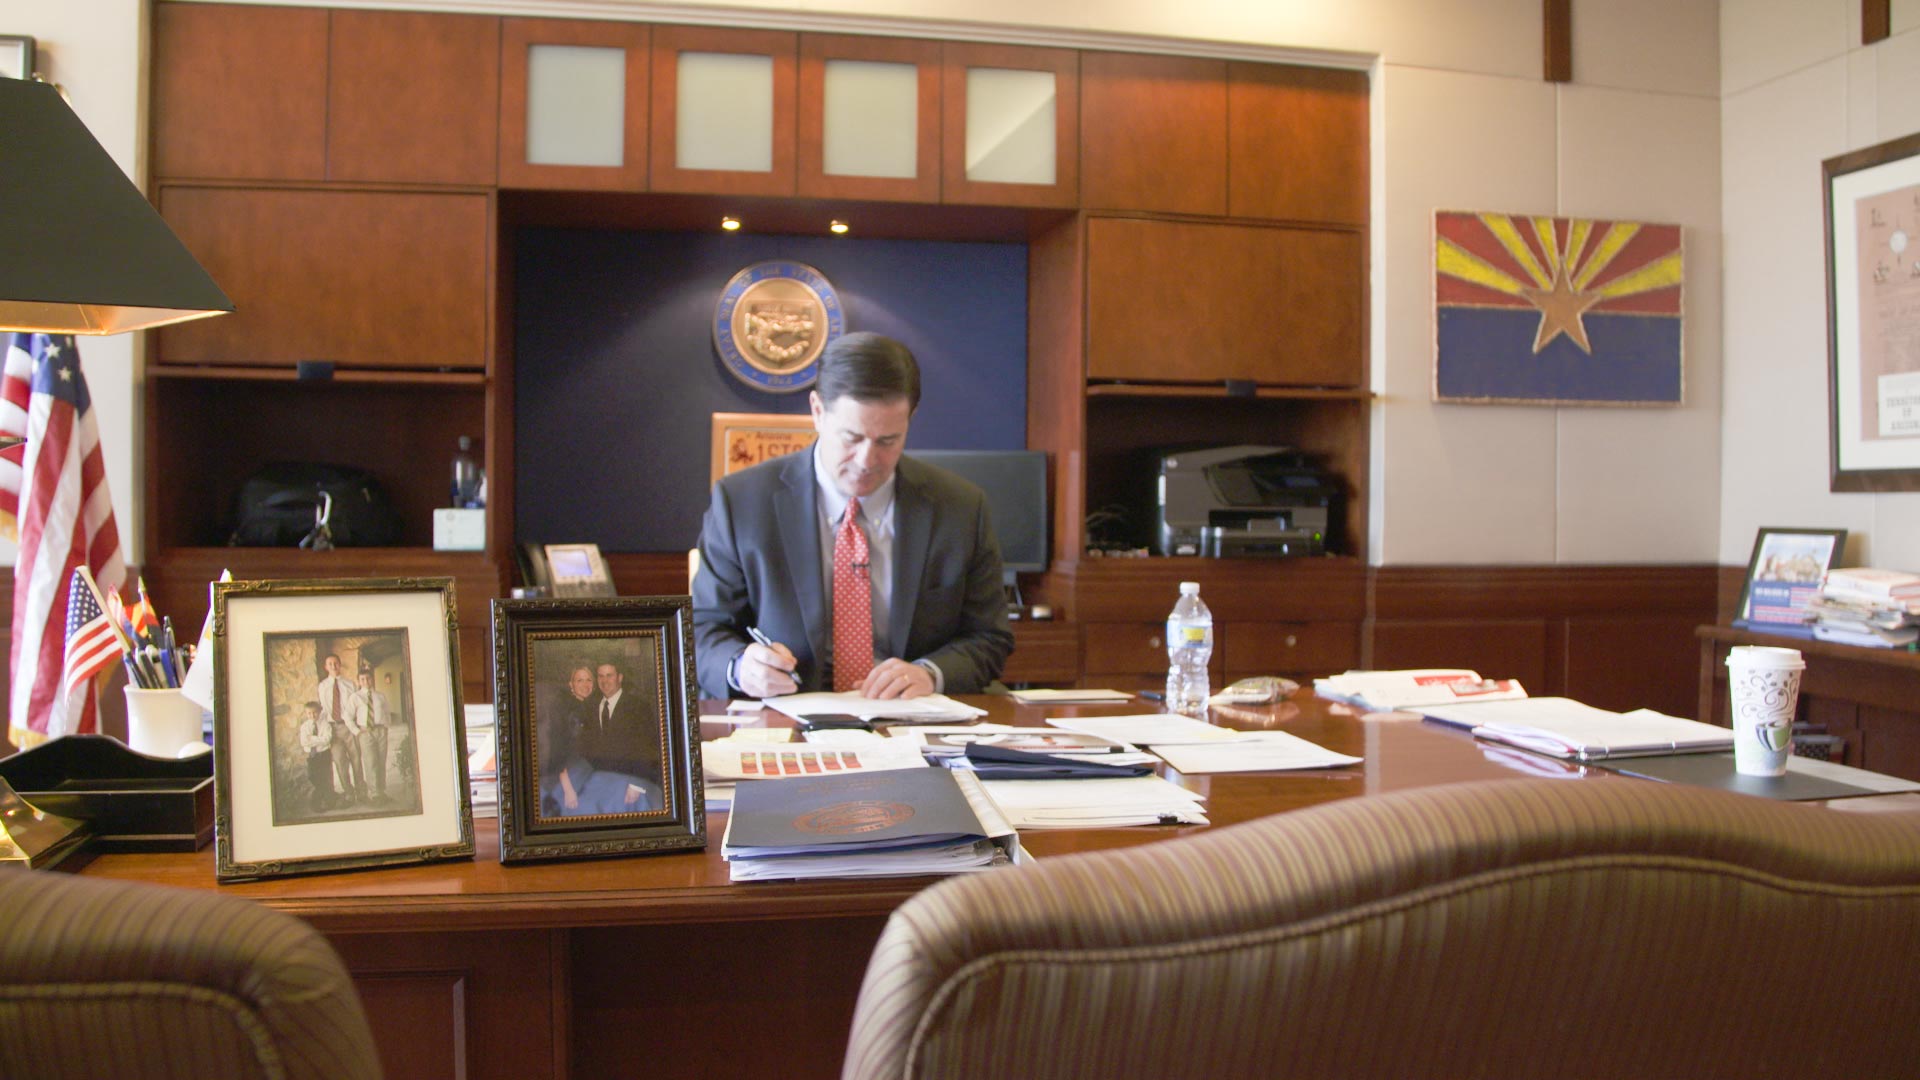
[518,543,616,598]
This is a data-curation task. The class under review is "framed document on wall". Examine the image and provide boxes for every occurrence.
[709,411,817,485]
[1824,131,1920,492]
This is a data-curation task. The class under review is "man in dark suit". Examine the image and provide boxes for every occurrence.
[571,660,662,811]
[694,332,1014,700]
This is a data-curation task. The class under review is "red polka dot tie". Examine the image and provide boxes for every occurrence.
[833,497,873,692]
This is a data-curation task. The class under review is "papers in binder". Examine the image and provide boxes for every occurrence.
[722,768,1018,880]
[1419,697,1734,761]
[1313,669,1527,710]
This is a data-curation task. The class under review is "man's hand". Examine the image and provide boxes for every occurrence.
[861,658,934,700]
[737,640,799,698]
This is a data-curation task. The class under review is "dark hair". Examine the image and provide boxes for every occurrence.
[816,332,920,412]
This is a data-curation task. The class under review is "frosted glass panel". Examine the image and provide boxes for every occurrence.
[822,59,917,179]
[677,51,773,172]
[964,67,1055,185]
[526,44,626,167]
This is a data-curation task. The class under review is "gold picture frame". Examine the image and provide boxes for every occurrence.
[213,577,474,882]
[709,411,817,485]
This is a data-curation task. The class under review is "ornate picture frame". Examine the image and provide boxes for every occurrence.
[1823,131,1920,491]
[213,578,474,882]
[491,595,705,864]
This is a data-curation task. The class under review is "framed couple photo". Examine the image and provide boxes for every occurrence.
[490,595,705,863]
[212,578,474,883]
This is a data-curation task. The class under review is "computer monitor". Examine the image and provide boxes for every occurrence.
[911,449,1049,575]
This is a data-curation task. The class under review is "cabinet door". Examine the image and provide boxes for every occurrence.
[940,43,1078,208]
[1080,51,1226,216]
[500,18,650,191]
[1223,621,1358,679]
[1228,63,1368,226]
[650,26,797,196]
[1081,621,1223,682]
[1086,217,1363,387]
[329,10,500,186]
[798,34,941,202]
[151,2,328,181]
[155,188,490,371]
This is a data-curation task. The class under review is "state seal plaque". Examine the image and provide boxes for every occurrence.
[713,261,845,393]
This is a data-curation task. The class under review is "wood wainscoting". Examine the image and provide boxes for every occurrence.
[1365,564,1721,720]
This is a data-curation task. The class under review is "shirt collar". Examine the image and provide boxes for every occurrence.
[812,443,897,525]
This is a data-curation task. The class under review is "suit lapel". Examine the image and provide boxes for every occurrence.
[774,452,828,674]
[890,458,931,658]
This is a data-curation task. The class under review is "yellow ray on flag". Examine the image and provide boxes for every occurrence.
[1532,217,1562,279]
[1572,222,1641,290]
[1592,252,1683,300]
[1436,237,1530,297]
[1481,213,1553,289]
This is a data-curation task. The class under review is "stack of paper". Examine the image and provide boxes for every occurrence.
[898,724,1158,768]
[722,767,1018,881]
[1809,567,1920,647]
[1047,714,1360,775]
[1418,697,1733,761]
[1007,688,1134,704]
[1313,669,1527,711]
[979,775,1208,828]
[763,691,987,724]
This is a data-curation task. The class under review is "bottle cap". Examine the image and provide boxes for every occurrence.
[1179,581,1200,594]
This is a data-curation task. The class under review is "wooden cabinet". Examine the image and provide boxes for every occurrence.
[327,10,500,186]
[500,18,651,191]
[1080,52,1227,216]
[649,25,797,196]
[154,187,491,372]
[1228,63,1369,226]
[797,34,942,202]
[940,43,1078,208]
[151,3,329,181]
[1002,621,1081,685]
[1085,216,1363,388]
[1223,621,1358,678]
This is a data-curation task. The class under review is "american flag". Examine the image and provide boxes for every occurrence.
[62,569,122,723]
[6,334,126,745]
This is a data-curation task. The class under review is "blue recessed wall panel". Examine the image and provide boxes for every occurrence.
[515,229,1028,552]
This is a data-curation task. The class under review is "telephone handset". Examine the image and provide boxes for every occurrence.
[518,542,616,598]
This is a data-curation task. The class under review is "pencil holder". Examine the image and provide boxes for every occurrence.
[123,686,208,758]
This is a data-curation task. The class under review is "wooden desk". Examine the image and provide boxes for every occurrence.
[69,691,1846,1079]
[1696,624,1920,781]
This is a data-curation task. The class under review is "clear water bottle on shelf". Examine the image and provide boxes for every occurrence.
[1165,580,1213,718]
[451,435,483,508]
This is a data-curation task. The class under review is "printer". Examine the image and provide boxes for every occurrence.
[1155,445,1339,557]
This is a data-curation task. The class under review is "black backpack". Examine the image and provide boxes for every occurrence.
[228,463,402,547]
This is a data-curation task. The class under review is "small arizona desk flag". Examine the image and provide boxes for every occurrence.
[1434,211,1683,405]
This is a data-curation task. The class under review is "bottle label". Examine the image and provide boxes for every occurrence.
[1179,625,1208,643]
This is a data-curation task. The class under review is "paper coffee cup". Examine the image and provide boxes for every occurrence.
[1724,646,1805,777]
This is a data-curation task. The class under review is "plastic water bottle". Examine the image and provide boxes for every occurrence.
[1165,581,1213,718]
[451,436,482,508]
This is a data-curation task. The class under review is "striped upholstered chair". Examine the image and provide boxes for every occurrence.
[0,869,381,1080]
[843,777,1920,1079]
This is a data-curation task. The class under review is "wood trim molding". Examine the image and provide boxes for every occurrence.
[1543,0,1572,82]
[1865,0,1892,45]
[1369,564,1720,620]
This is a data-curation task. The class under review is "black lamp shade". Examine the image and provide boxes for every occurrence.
[0,78,232,334]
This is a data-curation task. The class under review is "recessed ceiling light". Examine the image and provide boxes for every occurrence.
[720,216,741,232]
[829,220,849,235]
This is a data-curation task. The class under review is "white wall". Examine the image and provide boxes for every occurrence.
[13,0,1730,569]
[1721,0,1920,570]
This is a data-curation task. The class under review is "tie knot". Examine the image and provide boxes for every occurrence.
[844,497,862,525]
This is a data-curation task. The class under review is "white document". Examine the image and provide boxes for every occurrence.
[1151,731,1361,774]
[1047,713,1259,745]
[762,691,987,723]
[1314,669,1527,710]
[1420,697,1733,760]
[700,737,927,781]
[980,775,1208,829]
[1007,688,1135,704]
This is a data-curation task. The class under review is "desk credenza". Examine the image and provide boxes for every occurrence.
[74,691,1878,1079]
[1697,625,1920,782]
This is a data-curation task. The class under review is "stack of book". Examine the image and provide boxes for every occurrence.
[1808,567,1920,649]
[721,767,1019,881]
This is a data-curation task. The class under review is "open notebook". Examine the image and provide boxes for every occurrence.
[1419,697,1733,761]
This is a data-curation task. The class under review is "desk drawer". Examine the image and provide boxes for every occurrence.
[1002,621,1081,684]
[1081,621,1225,680]
[1223,621,1357,678]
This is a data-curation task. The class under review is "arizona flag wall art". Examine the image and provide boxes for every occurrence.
[1434,211,1683,405]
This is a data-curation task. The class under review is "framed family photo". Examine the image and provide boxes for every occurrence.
[1824,131,1920,491]
[1735,527,1848,633]
[213,578,474,882]
[491,595,705,864]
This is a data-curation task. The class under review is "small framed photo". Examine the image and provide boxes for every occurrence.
[0,36,33,81]
[213,578,474,882]
[710,411,817,485]
[1735,527,1848,630]
[491,595,705,864]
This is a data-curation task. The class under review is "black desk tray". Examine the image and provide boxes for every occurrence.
[0,734,213,852]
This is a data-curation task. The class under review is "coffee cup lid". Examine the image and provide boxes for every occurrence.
[1725,644,1806,671]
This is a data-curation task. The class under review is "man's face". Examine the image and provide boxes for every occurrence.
[811,391,911,499]
[324,655,341,676]
[570,668,594,700]
[596,664,621,698]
